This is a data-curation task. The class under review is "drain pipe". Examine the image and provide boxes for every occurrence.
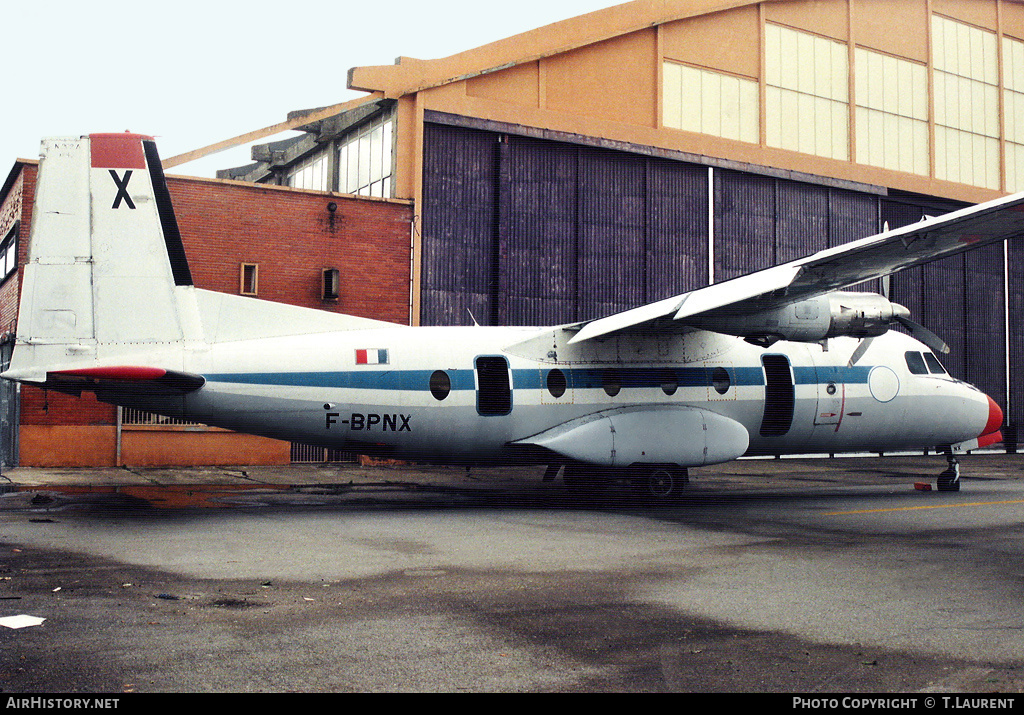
[116,406,122,467]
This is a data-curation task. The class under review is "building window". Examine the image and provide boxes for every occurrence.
[663,61,759,144]
[765,23,850,161]
[0,223,17,284]
[932,14,1000,190]
[337,112,394,197]
[240,263,258,296]
[287,149,330,191]
[1004,35,1024,191]
[854,48,929,176]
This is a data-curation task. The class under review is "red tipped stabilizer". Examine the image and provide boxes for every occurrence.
[48,366,205,394]
[53,366,167,381]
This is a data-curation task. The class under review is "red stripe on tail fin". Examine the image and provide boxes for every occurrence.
[89,133,150,169]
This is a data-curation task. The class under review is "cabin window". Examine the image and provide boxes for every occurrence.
[602,368,621,397]
[905,351,928,375]
[712,367,731,395]
[661,369,678,396]
[924,352,947,375]
[429,370,451,401]
[547,369,567,398]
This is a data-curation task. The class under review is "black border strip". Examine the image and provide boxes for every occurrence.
[143,140,194,287]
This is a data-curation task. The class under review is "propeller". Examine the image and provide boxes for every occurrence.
[847,336,875,367]
[892,314,950,355]
[847,302,949,366]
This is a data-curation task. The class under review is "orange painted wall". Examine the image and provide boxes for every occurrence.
[19,426,117,468]
[120,429,291,467]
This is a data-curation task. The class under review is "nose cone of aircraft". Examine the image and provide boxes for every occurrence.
[978,395,1004,447]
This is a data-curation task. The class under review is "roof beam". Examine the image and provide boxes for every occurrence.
[162,93,382,169]
[347,0,758,97]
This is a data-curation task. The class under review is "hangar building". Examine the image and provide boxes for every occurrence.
[224,0,1024,451]
[2,0,1022,466]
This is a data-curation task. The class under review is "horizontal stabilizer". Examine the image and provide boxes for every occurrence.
[44,366,206,395]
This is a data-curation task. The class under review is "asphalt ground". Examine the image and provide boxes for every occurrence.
[3,451,1022,504]
[1,451,1023,694]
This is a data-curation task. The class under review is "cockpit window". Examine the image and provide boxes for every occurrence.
[905,351,928,375]
[924,352,947,375]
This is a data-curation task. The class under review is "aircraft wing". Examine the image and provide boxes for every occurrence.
[567,189,1024,344]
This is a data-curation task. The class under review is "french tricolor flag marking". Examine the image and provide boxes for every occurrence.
[355,348,389,365]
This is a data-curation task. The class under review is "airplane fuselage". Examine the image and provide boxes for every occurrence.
[116,323,995,467]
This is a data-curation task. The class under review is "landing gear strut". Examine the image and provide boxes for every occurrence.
[937,446,960,492]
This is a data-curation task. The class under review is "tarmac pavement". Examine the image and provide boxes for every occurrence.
[1,450,1020,504]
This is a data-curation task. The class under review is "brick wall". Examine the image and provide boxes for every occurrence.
[168,176,412,323]
[0,164,32,335]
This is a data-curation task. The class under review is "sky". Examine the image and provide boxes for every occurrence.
[4,0,624,179]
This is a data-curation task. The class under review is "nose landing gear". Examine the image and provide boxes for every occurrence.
[937,446,960,492]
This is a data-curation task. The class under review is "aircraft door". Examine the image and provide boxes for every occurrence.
[760,354,794,437]
[475,356,512,416]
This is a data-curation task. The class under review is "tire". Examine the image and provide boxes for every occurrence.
[937,471,960,492]
[635,465,688,502]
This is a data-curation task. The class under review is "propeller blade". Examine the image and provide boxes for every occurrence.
[894,315,950,355]
[847,337,875,367]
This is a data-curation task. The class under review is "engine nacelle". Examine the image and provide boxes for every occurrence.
[690,291,908,345]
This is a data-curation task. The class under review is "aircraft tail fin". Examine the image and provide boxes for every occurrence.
[5,133,201,383]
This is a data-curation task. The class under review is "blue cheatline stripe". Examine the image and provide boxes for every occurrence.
[793,365,871,384]
[203,364,875,391]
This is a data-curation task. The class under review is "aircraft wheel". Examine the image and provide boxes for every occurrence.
[937,455,960,492]
[636,466,688,501]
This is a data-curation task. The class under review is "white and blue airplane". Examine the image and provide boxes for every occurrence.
[2,132,1014,498]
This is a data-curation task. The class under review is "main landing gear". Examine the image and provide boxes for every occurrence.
[937,446,961,492]
[637,465,689,501]
[562,463,689,503]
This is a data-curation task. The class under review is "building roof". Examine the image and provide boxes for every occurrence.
[347,0,760,97]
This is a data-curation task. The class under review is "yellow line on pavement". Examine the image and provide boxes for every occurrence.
[824,499,1024,516]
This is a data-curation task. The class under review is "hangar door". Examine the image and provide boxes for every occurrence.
[420,121,709,327]
[882,194,1008,437]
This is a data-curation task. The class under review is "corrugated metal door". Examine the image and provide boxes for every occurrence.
[577,149,647,321]
[646,158,708,300]
[501,137,578,326]
[965,243,1007,421]
[714,170,777,282]
[421,123,709,327]
[715,172,878,287]
[883,196,1006,424]
[1009,238,1024,443]
[421,123,499,326]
